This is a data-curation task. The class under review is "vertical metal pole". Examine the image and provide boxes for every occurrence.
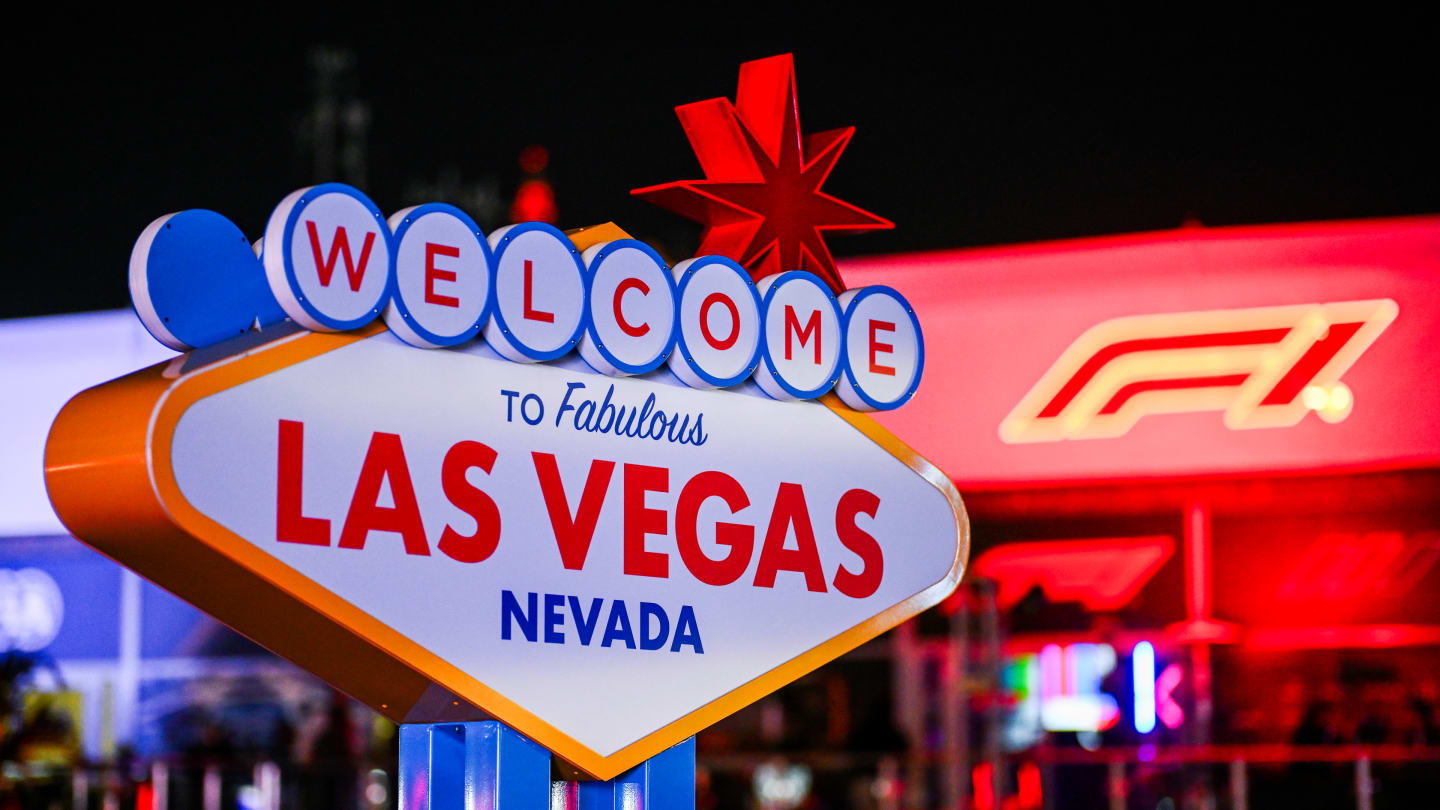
[150,761,168,810]
[116,570,142,750]
[1106,760,1125,810]
[399,720,693,809]
[201,764,221,810]
[1355,755,1373,810]
[950,587,971,810]
[980,580,1004,810]
[253,761,280,810]
[1184,501,1215,746]
[1228,759,1247,810]
[71,769,87,810]
[893,621,925,808]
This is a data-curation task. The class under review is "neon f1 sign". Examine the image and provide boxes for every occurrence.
[999,299,1397,442]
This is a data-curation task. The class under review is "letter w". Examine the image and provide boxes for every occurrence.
[306,221,376,291]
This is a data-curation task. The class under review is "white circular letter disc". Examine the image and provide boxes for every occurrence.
[579,240,678,376]
[836,286,924,411]
[382,204,493,348]
[262,183,393,331]
[483,223,587,362]
[754,271,844,401]
[667,255,761,388]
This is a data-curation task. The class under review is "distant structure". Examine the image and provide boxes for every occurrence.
[296,47,370,187]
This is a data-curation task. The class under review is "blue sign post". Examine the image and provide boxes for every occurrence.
[399,721,694,809]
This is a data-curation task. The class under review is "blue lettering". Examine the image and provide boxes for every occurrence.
[500,389,520,422]
[544,592,565,643]
[602,599,636,649]
[521,393,544,426]
[671,605,704,653]
[556,382,584,427]
[501,590,536,642]
[596,385,618,432]
[640,601,669,651]
[569,595,603,646]
[502,592,701,653]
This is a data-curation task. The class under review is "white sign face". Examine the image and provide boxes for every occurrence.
[263,184,393,332]
[754,272,843,401]
[578,241,678,376]
[484,223,587,362]
[836,286,924,411]
[161,331,962,765]
[668,256,762,389]
[383,205,493,348]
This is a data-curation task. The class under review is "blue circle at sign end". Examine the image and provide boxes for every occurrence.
[130,209,286,351]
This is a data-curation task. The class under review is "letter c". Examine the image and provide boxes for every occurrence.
[614,278,651,337]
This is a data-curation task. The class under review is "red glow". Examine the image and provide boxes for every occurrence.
[1246,624,1440,649]
[1040,329,1288,419]
[840,216,1440,488]
[510,179,557,224]
[969,536,1175,612]
[1156,664,1185,729]
[1185,501,1210,621]
[1017,761,1042,809]
[972,762,995,810]
[633,54,891,292]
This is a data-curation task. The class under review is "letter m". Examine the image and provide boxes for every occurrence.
[784,305,822,363]
[306,221,377,291]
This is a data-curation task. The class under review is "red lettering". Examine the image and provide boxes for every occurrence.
[675,471,753,586]
[784,305,822,363]
[276,419,330,546]
[832,489,883,598]
[533,452,614,569]
[700,292,740,350]
[425,243,461,308]
[753,483,827,592]
[613,278,651,337]
[437,441,501,564]
[523,259,555,323]
[337,431,429,556]
[623,464,669,578]
[868,320,897,376]
[306,221,376,292]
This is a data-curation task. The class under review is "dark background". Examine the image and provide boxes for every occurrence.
[4,16,1436,319]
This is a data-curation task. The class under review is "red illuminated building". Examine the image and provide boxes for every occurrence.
[841,215,1440,808]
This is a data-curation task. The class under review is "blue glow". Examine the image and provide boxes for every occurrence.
[1133,641,1157,734]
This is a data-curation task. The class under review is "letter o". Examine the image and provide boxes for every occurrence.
[667,256,762,389]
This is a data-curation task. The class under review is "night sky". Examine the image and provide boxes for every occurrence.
[5,17,1436,320]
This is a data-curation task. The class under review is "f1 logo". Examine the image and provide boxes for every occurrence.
[1000,300,1398,442]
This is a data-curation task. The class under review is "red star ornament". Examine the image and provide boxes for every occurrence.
[632,53,893,293]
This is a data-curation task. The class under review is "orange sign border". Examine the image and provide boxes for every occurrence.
[45,324,968,779]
